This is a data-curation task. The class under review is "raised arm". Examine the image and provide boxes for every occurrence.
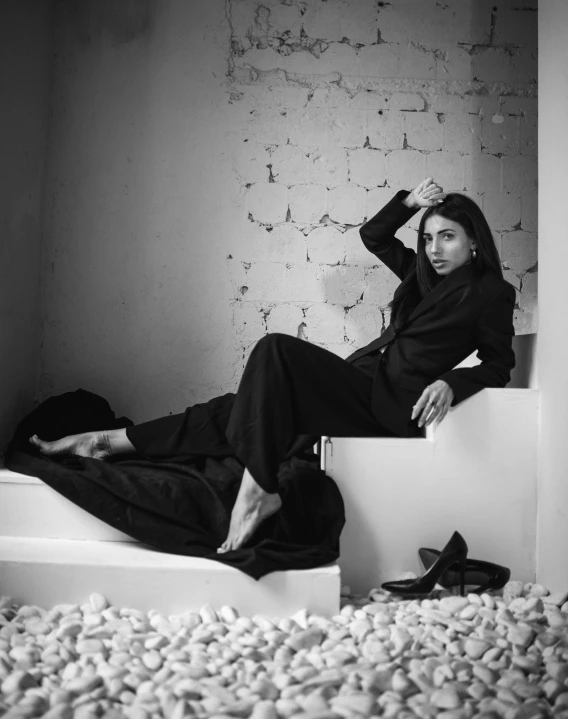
[360,178,446,280]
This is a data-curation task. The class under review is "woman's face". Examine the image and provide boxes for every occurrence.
[423,215,476,276]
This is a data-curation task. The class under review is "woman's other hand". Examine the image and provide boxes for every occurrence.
[411,379,455,428]
[403,177,446,209]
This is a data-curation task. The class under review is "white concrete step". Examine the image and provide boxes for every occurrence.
[0,465,341,617]
[323,388,539,594]
[0,465,134,541]
[0,536,340,617]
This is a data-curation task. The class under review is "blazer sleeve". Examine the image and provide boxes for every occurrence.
[359,190,421,280]
[438,283,516,405]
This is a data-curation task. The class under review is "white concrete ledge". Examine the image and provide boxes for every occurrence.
[0,466,134,542]
[0,536,340,617]
[324,388,538,594]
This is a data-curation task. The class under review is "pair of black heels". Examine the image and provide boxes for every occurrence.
[381,531,510,597]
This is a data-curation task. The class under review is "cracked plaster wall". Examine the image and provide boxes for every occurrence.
[37,0,537,423]
[227,0,538,368]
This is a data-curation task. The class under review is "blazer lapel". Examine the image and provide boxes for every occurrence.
[345,325,396,364]
[405,263,478,326]
[346,264,478,364]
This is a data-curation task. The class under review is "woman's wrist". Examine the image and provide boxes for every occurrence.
[401,192,417,209]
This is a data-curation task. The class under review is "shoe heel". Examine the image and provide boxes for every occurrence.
[381,531,469,598]
[458,554,466,596]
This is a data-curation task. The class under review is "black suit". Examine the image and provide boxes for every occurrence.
[346,190,516,437]
[127,191,516,492]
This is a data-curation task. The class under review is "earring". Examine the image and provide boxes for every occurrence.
[471,248,477,260]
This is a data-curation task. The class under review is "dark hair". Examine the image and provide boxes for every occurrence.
[389,193,504,330]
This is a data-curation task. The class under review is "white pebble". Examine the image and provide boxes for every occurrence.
[529,583,549,597]
[291,608,309,629]
[507,624,535,648]
[1,670,37,695]
[141,651,163,671]
[218,605,239,624]
[55,622,83,641]
[286,628,324,652]
[65,675,103,694]
[439,596,470,614]
[464,638,491,660]
[544,590,568,607]
[88,593,108,613]
[504,581,524,604]
[252,615,276,632]
[76,639,105,655]
[199,604,218,624]
[331,691,376,714]
[42,705,73,719]
[431,686,461,709]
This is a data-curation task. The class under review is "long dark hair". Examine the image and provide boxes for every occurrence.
[389,193,504,330]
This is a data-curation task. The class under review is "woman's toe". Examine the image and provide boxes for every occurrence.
[29,435,47,451]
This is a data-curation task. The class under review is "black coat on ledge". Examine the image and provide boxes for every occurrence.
[4,389,345,580]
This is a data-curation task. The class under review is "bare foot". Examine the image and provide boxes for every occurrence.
[29,431,112,460]
[217,469,282,553]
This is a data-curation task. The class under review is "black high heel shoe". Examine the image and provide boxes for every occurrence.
[418,547,510,594]
[381,531,468,597]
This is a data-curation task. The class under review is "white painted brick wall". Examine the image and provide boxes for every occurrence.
[328,185,367,225]
[309,147,349,187]
[367,111,405,151]
[502,231,538,273]
[322,265,365,305]
[288,184,327,224]
[362,266,401,307]
[227,0,538,370]
[482,193,522,233]
[230,224,307,263]
[245,183,288,224]
[345,304,384,347]
[405,112,443,152]
[481,115,519,156]
[270,145,309,186]
[265,304,304,336]
[348,149,387,190]
[442,114,482,155]
[307,226,345,265]
[303,303,345,344]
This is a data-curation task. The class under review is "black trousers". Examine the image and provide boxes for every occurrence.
[126,333,393,493]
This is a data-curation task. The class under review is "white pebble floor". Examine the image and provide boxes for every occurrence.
[1,581,568,719]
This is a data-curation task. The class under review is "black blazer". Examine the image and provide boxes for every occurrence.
[346,191,516,437]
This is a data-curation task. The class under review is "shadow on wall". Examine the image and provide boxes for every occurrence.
[509,334,537,389]
[456,333,537,389]
[62,0,157,45]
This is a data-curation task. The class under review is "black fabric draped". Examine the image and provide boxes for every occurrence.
[4,389,345,580]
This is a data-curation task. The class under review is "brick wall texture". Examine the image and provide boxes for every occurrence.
[225,0,537,369]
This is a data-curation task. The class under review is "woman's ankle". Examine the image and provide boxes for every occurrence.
[105,428,136,455]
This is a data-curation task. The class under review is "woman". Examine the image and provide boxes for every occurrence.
[30,177,516,554]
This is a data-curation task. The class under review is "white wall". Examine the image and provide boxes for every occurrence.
[38,0,239,421]
[536,0,568,589]
[0,1,53,452]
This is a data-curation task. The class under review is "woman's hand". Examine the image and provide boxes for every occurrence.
[411,379,454,428]
[403,177,446,209]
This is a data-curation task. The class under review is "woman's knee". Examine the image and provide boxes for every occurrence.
[249,333,303,366]
[256,333,296,351]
